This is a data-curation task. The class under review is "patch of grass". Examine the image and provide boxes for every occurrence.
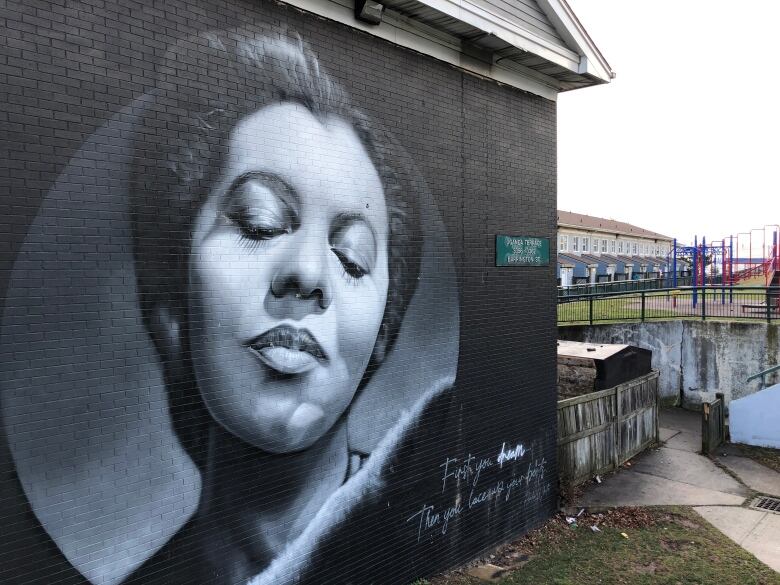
[426,507,780,585]
[558,288,776,325]
[735,443,780,474]
[557,297,677,323]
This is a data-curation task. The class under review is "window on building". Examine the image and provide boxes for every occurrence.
[618,240,623,254]
[573,236,579,252]
[583,237,589,252]
[632,242,637,254]
[610,240,616,253]
[559,235,568,252]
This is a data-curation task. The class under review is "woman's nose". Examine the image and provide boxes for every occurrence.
[268,240,332,314]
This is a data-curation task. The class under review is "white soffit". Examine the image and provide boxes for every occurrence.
[278,0,613,99]
[536,0,614,83]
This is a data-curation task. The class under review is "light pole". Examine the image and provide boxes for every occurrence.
[736,232,750,272]
[750,228,764,269]
[763,224,779,255]
[764,224,780,272]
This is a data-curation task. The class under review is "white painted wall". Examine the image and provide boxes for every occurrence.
[557,228,671,257]
[729,384,780,448]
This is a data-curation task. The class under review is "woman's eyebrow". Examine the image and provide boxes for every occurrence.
[223,171,299,208]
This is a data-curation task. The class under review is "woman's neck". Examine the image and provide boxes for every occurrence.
[194,418,350,581]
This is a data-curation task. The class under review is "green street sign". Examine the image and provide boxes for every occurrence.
[495,235,550,267]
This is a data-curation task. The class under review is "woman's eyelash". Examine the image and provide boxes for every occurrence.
[332,249,368,281]
[339,265,360,285]
[221,210,289,241]
[235,234,269,253]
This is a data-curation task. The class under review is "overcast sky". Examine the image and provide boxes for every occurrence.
[558,0,780,255]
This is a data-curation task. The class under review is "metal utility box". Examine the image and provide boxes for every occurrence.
[557,340,652,397]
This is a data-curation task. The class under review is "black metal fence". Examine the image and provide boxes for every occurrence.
[558,276,693,299]
[558,286,780,325]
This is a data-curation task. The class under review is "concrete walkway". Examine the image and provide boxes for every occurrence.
[578,407,780,573]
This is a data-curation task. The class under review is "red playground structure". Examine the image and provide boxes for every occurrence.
[672,225,779,289]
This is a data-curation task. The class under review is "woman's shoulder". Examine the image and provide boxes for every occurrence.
[248,376,456,585]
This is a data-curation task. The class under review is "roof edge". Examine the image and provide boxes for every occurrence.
[279,0,612,96]
[558,222,674,241]
[535,0,614,84]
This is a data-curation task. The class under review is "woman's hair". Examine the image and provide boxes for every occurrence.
[129,29,423,458]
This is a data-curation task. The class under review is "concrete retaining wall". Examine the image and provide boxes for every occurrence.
[559,321,780,409]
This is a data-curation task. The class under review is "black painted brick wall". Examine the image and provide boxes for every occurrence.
[1,0,558,583]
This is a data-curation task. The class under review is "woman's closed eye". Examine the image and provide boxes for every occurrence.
[331,219,377,282]
[332,248,368,280]
[226,206,290,243]
[220,175,295,247]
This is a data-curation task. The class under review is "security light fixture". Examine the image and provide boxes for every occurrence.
[355,0,384,24]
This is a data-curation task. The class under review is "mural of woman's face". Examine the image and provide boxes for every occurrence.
[188,103,390,453]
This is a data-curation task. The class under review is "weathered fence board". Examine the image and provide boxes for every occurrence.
[557,370,660,486]
[701,392,726,455]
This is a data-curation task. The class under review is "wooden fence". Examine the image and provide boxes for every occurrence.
[557,370,660,487]
[701,392,726,455]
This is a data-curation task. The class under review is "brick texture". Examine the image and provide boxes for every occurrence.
[0,0,558,583]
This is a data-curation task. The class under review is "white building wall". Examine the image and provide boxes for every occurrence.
[557,227,672,258]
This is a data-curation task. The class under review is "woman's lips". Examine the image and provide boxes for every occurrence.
[246,326,326,375]
[249,345,319,374]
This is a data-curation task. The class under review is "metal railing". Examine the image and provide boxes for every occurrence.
[558,285,780,325]
[733,258,776,284]
[558,276,693,299]
[747,364,780,389]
